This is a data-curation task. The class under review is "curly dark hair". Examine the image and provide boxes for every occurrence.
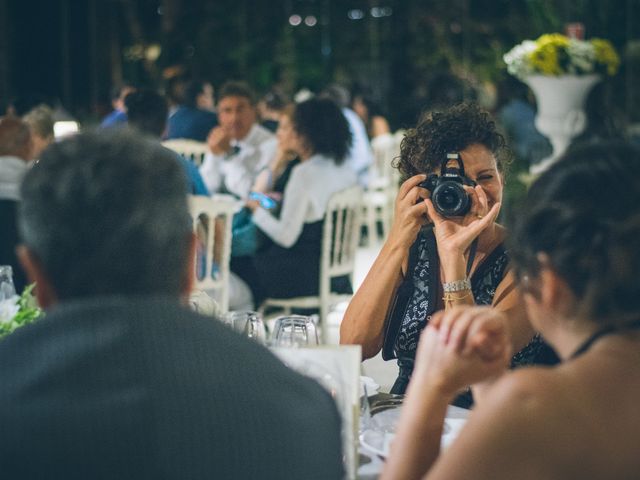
[509,141,640,326]
[396,102,509,181]
[292,98,352,164]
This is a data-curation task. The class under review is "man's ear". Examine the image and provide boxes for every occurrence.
[16,245,58,309]
[180,232,197,299]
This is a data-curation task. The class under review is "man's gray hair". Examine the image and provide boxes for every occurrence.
[19,130,192,299]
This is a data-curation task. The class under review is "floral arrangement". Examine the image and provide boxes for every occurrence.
[0,284,43,339]
[504,33,620,79]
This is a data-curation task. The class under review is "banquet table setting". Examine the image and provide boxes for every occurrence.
[207,304,470,480]
[357,391,469,479]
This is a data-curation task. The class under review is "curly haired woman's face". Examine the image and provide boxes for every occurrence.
[457,143,503,210]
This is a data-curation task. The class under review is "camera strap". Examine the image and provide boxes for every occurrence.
[466,239,478,277]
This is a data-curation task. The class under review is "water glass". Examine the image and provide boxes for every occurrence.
[271,315,319,347]
[224,310,267,343]
[0,265,16,302]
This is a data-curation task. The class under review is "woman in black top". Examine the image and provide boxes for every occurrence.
[340,103,556,402]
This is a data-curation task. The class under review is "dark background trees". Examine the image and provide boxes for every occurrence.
[1,0,639,129]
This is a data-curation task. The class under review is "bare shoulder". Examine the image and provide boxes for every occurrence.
[426,368,571,480]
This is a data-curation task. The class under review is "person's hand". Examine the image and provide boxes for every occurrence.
[411,306,511,398]
[207,126,232,155]
[271,145,296,175]
[245,199,260,212]
[424,184,501,258]
[387,174,429,251]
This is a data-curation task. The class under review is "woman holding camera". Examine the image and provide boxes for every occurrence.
[340,103,557,402]
[381,141,640,480]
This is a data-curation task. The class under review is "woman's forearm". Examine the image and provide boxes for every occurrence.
[381,381,450,480]
[339,240,406,359]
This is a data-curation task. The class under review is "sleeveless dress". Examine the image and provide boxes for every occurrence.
[385,227,559,406]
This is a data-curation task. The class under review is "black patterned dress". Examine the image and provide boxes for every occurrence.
[384,227,558,406]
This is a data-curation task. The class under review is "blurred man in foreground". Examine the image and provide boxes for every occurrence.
[0,130,343,479]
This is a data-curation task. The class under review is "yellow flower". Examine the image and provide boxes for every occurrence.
[537,33,570,49]
[591,38,621,75]
[528,35,566,75]
[504,33,620,79]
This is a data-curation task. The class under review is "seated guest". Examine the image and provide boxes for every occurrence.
[228,105,299,286]
[351,90,391,140]
[0,116,33,293]
[0,130,343,479]
[23,104,55,160]
[381,141,640,480]
[166,79,218,141]
[245,98,357,303]
[199,81,277,198]
[257,88,290,133]
[125,89,209,196]
[100,83,135,128]
[340,103,557,407]
[320,84,373,187]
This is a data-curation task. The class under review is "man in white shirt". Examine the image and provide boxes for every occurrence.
[199,82,277,199]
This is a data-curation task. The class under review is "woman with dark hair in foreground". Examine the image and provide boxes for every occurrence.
[382,141,640,479]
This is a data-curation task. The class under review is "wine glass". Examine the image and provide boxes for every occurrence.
[271,315,319,347]
[0,265,16,302]
[224,310,267,343]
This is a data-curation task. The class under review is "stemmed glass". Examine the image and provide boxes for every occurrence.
[224,310,267,343]
[271,315,319,347]
[0,265,16,302]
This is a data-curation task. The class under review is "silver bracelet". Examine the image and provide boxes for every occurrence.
[442,279,471,293]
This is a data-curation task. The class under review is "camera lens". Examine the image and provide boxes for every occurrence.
[433,182,470,217]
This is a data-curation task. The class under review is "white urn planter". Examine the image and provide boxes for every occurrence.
[524,74,600,174]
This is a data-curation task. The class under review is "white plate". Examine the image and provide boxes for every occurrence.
[360,410,468,458]
[360,376,380,397]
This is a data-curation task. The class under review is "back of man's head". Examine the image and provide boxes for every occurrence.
[218,81,256,106]
[18,130,192,300]
[125,90,168,138]
[183,80,207,109]
[0,116,32,160]
[23,105,55,141]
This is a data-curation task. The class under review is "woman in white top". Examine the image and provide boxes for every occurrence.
[246,97,357,301]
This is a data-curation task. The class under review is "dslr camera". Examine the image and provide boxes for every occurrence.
[420,153,476,217]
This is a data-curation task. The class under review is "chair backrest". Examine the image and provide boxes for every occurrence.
[163,139,209,167]
[320,185,363,298]
[188,194,236,312]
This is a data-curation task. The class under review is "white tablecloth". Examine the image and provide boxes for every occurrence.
[357,404,470,479]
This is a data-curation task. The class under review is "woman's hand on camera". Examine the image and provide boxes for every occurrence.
[387,174,430,251]
[425,184,501,257]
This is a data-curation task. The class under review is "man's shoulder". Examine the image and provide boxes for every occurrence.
[248,124,276,145]
[101,110,127,127]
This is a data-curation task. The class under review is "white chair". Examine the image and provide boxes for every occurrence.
[163,139,209,167]
[260,185,363,343]
[362,132,403,245]
[188,194,236,313]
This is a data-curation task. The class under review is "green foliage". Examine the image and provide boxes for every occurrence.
[0,284,43,339]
